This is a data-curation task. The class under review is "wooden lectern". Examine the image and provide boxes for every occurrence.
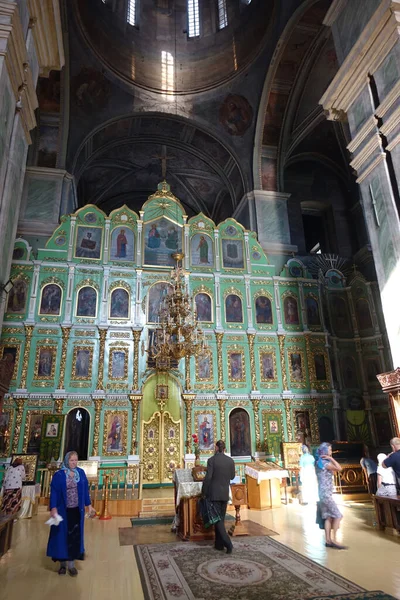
[228,483,250,537]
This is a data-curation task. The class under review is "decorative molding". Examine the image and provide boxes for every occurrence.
[27,0,65,76]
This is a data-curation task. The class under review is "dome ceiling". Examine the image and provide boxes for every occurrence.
[73,0,274,94]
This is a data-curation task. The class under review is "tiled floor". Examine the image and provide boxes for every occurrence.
[0,499,399,600]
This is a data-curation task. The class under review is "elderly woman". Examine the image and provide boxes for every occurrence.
[47,451,96,576]
[316,442,346,549]
[1,457,26,515]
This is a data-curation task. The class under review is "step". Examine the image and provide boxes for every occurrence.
[132,516,174,526]
[142,498,175,506]
[141,504,175,513]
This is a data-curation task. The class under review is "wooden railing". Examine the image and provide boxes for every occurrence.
[36,464,144,501]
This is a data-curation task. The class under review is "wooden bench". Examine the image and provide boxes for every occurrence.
[372,495,400,534]
[0,514,14,558]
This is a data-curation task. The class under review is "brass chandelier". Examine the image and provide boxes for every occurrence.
[152,253,207,369]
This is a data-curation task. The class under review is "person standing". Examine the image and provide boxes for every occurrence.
[299,445,317,505]
[1,457,26,515]
[315,442,347,549]
[202,440,235,554]
[376,453,397,497]
[382,437,400,491]
[47,451,96,576]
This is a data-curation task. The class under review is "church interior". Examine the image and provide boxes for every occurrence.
[0,0,400,598]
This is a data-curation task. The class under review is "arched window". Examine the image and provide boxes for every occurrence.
[127,0,136,26]
[217,0,228,30]
[188,0,200,37]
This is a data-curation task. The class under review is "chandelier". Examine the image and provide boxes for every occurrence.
[152,253,207,369]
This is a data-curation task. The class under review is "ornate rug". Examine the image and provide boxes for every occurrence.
[309,594,396,600]
[134,536,370,600]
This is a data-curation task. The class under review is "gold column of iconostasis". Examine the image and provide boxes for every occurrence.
[141,374,182,485]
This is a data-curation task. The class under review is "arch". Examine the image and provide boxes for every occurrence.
[225,293,243,323]
[283,294,299,325]
[75,285,98,318]
[194,292,213,323]
[109,287,130,320]
[254,293,273,324]
[229,407,251,457]
[39,283,63,316]
[63,407,91,460]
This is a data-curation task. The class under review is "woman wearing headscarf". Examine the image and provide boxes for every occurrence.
[1,457,26,515]
[316,442,346,549]
[46,451,96,576]
[299,445,317,504]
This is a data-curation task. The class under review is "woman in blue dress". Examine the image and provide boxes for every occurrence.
[316,442,347,549]
[47,451,96,576]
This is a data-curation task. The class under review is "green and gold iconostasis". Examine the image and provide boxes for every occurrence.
[0,181,392,484]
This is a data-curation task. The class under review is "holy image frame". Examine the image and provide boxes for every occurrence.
[108,284,131,320]
[221,238,245,270]
[11,453,39,484]
[74,225,103,260]
[0,408,14,457]
[287,348,307,388]
[311,350,330,390]
[195,409,217,454]
[71,346,93,381]
[142,217,183,268]
[75,284,98,318]
[108,346,129,380]
[194,291,213,323]
[195,350,214,382]
[0,341,21,382]
[227,346,246,382]
[258,347,278,386]
[39,414,65,462]
[38,283,63,316]
[261,410,284,458]
[22,410,52,453]
[282,442,302,470]
[254,290,274,328]
[103,410,128,456]
[34,345,58,380]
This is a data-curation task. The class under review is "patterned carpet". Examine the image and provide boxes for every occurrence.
[135,536,383,600]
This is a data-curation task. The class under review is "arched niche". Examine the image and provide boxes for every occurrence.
[229,408,251,457]
[64,407,91,460]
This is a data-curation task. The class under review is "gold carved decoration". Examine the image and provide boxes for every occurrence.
[12,399,25,453]
[218,398,227,442]
[20,325,34,389]
[226,344,246,383]
[37,328,59,335]
[74,330,96,337]
[195,348,214,382]
[71,346,93,381]
[278,335,287,390]
[182,394,195,452]
[54,398,65,414]
[252,399,261,450]
[129,394,142,454]
[258,346,279,387]
[0,408,14,457]
[215,332,224,391]
[132,330,142,390]
[22,409,52,452]
[284,398,293,441]
[141,411,182,484]
[33,344,58,382]
[1,328,23,335]
[247,333,256,390]
[111,332,131,338]
[287,346,307,388]
[92,399,102,455]
[58,326,71,389]
[96,328,107,389]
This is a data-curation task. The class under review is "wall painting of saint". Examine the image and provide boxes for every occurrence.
[109,288,130,319]
[191,233,214,267]
[284,296,299,325]
[110,226,135,262]
[229,408,251,456]
[195,293,212,322]
[147,282,172,323]
[255,295,272,324]
[197,413,215,452]
[76,286,97,317]
[221,239,244,269]
[6,279,27,314]
[39,284,62,316]
[143,218,182,267]
[225,294,243,323]
[229,352,244,380]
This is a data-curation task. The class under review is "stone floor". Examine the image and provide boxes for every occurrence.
[0,498,399,600]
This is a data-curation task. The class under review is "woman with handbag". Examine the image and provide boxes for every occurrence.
[316,442,347,549]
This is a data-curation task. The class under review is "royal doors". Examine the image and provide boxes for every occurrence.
[141,411,182,485]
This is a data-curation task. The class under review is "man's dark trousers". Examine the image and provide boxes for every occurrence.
[213,501,232,551]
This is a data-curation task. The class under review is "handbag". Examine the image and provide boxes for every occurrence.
[198,497,221,529]
[316,501,325,530]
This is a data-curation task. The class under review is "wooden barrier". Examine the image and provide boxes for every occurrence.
[373,495,400,535]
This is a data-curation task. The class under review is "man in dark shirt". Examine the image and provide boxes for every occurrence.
[202,440,235,553]
[382,438,400,489]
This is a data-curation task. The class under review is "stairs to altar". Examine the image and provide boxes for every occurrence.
[138,496,176,519]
